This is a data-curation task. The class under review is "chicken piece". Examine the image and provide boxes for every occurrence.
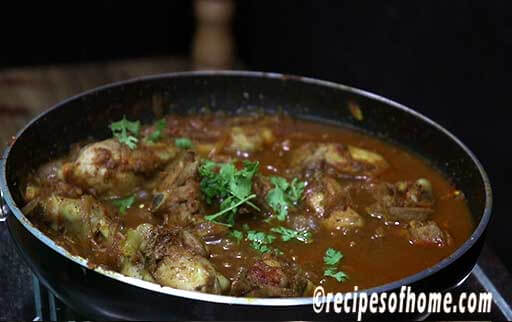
[120,261,155,282]
[250,175,274,214]
[122,224,153,259]
[195,143,216,156]
[230,253,310,297]
[139,225,229,294]
[192,221,230,240]
[366,179,434,222]
[301,175,363,230]
[24,184,41,202]
[24,159,84,202]
[290,143,388,179]
[322,207,364,230]
[151,151,204,227]
[225,126,275,153]
[62,139,177,197]
[152,250,229,293]
[38,195,114,245]
[408,220,451,247]
[288,214,320,232]
[37,159,65,182]
[27,181,84,201]
[303,174,349,217]
[180,230,209,257]
[120,224,155,282]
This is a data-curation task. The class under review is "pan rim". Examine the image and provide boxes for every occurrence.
[0,70,493,306]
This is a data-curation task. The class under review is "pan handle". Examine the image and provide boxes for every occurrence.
[0,189,8,222]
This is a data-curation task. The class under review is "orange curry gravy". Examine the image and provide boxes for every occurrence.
[24,113,474,296]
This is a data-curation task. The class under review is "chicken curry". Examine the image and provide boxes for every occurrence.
[22,113,474,297]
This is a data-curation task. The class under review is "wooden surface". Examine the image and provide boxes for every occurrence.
[0,56,189,147]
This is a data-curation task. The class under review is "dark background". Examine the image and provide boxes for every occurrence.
[1,1,509,268]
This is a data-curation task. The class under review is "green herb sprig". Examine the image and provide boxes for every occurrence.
[112,195,136,215]
[229,230,244,244]
[199,160,260,227]
[323,248,348,282]
[228,228,284,255]
[175,137,193,149]
[267,176,305,221]
[145,119,166,143]
[110,116,140,149]
[270,226,312,243]
[247,230,276,253]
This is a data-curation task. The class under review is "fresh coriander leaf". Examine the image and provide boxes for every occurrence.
[240,160,260,177]
[111,116,140,135]
[230,230,243,243]
[204,194,256,227]
[199,160,218,177]
[288,178,306,203]
[112,195,135,214]
[199,161,226,204]
[199,160,260,226]
[266,176,305,221]
[324,268,348,282]
[242,224,250,231]
[270,226,312,243]
[270,226,294,241]
[175,137,193,149]
[247,230,276,254]
[146,119,166,143]
[259,244,271,253]
[267,188,288,221]
[110,116,140,149]
[271,176,289,191]
[229,161,259,200]
[322,248,348,282]
[266,234,276,243]
[324,248,343,266]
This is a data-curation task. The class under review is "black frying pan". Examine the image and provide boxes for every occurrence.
[0,71,492,320]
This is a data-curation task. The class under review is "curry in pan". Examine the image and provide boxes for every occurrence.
[22,113,473,297]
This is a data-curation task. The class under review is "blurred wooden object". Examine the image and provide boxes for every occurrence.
[0,56,189,147]
[0,2,237,148]
[193,0,234,69]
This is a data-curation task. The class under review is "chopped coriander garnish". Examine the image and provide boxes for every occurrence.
[267,177,288,221]
[247,230,277,254]
[270,226,312,243]
[229,230,244,243]
[204,194,256,226]
[146,119,166,143]
[266,176,305,221]
[323,248,348,282]
[110,116,140,149]
[112,195,135,214]
[324,268,348,282]
[324,248,343,265]
[199,160,260,227]
[175,137,193,149]
[288,178,306,202]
